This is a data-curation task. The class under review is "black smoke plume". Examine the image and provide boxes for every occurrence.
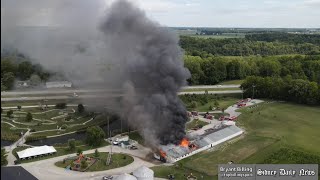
[1,0,190,146]
[100,0,190,146]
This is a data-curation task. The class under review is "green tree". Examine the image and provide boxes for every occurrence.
[86,126,106,147]
[17,61,34,80]
[1,58,17,77]
[68,139,76,151]
[190,101,198,109]
[77,148,83,156]
[6,110,13,118]
[214,100,219,108]
[94,149,100,158]
[1,148,8,166]
[17,105,21,111]
[29,74,41,86]
[25,112,33,122]
[77,104,85,113]
[2,72,15,90]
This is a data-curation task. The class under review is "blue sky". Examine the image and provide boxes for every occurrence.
[130,0,320,28]
[2,0,320,28]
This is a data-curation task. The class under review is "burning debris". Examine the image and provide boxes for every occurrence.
[154,125,244,163]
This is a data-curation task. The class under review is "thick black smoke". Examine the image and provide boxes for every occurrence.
[100,1,190,146]
[1,0,190,146]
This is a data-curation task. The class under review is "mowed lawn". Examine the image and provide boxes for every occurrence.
[195,97,239,112]
[237,102,320,154]
[180,87,240,92]
[153,102,320,179]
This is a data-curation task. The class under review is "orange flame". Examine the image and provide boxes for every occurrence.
[159,150,166,158]
[180,138,189,147]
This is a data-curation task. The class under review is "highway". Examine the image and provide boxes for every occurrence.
[1,85,242,102]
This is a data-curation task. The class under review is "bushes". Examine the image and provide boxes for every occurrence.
[61,124,68,130]
[25,112,33,122]
[1,132,20,141]
[68,139,76,151]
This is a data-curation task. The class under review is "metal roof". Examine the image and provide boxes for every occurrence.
[17,145,57,159]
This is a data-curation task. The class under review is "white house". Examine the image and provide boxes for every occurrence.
[46,81,72,88]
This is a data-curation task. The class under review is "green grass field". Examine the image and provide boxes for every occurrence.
[181,87,240,92]
[186,119,209,130]
[55,152,133,172]
[218,80,244,85]
[152,101,320,179]
[195,97,239,112]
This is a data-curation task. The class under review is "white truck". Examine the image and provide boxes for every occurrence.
[113,135,129,145]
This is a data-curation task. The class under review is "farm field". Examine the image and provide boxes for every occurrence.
[152,102,320,179]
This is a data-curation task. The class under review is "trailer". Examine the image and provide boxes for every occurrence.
[191,111,199,116]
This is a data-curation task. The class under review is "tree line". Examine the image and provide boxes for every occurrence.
[245,32,320,45]
[184,55,320,85]
[180,36,320,57]
[241,76,320,105]
[1,55,51,91]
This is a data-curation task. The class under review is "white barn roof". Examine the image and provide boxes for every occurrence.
[17,146,57,159]
[133,166,154,178]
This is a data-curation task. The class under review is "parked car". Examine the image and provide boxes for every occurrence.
[102,175,113,180]
[130,146,138,150]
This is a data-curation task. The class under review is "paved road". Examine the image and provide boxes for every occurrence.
[18,145,158,180]
[2,85,240,96]
[2,90,243,102]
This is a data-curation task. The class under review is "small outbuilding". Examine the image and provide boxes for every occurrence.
[133,166,154,180]
[46,81,72,88]
[17,145,57,160]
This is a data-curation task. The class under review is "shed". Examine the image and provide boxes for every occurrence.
[17,145,57,160]
[133,166,154,180]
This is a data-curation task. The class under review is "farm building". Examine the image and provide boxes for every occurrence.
[45,81,72,88]
[17,145,57,160]
[157,125,243,163]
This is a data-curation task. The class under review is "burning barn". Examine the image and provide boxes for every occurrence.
[154,125,243,163]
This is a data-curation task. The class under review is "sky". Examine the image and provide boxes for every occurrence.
[1,0,320,28]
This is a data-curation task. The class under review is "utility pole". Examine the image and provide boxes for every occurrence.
[241,87,244,99]
[252,84,256,99]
